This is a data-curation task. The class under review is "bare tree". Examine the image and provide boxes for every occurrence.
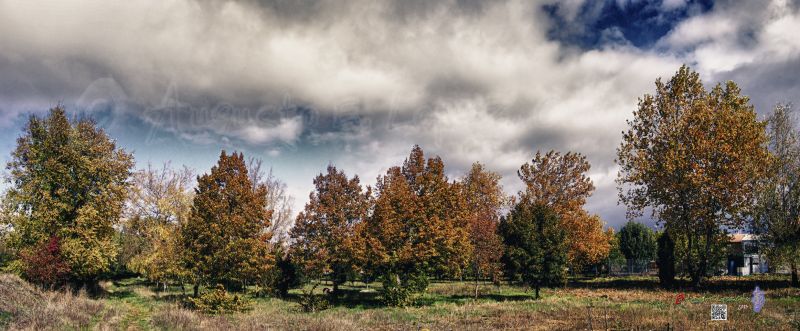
[248,157,295,244]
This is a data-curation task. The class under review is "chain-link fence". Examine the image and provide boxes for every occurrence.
[606,259,657,276]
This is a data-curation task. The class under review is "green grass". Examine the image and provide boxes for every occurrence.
[3,274,800,330]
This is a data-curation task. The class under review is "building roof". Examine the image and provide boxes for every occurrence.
[730,233,759,243]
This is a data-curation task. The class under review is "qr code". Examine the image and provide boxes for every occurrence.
[711,304,728,321]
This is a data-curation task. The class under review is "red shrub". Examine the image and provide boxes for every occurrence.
[20,236,71,288]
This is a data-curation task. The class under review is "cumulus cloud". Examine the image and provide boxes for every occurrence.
[0,0,798,227]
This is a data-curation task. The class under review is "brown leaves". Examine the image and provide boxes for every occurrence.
[290,165,370,288]
[617,65,770,284]
[518,150,610,269]
[181,151,274,287]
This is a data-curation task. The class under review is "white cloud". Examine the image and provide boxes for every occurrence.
[1,0,798,228]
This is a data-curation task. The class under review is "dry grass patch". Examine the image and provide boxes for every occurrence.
[0,274,124,330]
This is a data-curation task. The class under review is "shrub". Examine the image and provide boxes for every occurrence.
[298,283,329,312]
[19,236,71,289]
[186,285,252,315]
[272,248,302,298]
[380,273,419,307]
[381,284,413,307]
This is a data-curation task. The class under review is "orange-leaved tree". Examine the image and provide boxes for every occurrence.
[291,165,371,297]
[180,151,273,295]
[358,146,470,306]
[617,65,770,287]
[461,162,506,298]
[518,150,612,272]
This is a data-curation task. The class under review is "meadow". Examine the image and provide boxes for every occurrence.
[2,273,799,330]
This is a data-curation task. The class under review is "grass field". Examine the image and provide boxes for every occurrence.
[2,273,800,330]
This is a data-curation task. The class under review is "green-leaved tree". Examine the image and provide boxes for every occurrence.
[4,107,134,289]
[500,203,567,299]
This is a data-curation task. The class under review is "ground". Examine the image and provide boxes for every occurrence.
[1,274,799,330]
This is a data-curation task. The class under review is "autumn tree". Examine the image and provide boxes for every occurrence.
[617,65,770,287]
[3,107,134,290]
[358,166,425,306]
[500,203,567,299]
[358,146,470,306]
[180,151,273,295]
[248,157,295,244]
[402,146,471,278]
[461,162,506,298]
[754,104,800,286]
[122,163,194,290]
[618,221,657,273]
[517,150,612,271]
[291,165,370,297]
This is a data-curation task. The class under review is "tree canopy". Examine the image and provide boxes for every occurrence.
[4,107,134,285]
[617,65,770,286]
[180,151,273,293]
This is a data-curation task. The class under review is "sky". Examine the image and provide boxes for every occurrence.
[1,0,799,229]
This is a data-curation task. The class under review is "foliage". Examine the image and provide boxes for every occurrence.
[380,273,415,307]
[270,246,302,298]
[657,231,676,287]
[517,150,612,270]
[3,107,134,282]
[19,236,70,288]
[248,157,295,244]
[291,165,370,296]
[186,284,252,315]
[357,146,470,304]
[617,65,770,286]
[461,162,506,292]
[753,104,800,286]
[297,283,330,312]
[500,203,567,299]
[618,221,657,271]
[128,224,188,289]
[180,151,274,291]
[123,162,193,287]
[605,229,626,273]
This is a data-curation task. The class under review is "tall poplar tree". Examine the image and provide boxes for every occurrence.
[4,107,134,288]
[180,151,273,294]
[754,104,800,286]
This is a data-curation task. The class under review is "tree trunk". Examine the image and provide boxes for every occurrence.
[475,276,479,299]
[693,225,713,288]
[534,284,540,300]
[791,263,799,288]
[193,284,199,297]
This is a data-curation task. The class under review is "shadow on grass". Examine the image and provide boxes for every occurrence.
[568,276,797,293]
[283,288,385,309]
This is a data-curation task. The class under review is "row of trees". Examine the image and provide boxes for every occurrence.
[0,107,612,305]
[291,146,612,303]
[1,64,797,306]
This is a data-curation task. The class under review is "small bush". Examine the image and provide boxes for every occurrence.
[380,273,423,307]
[381,284,413,307]
[186,285,252,315]
[298,283,329,312]
[20,236,71,289]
